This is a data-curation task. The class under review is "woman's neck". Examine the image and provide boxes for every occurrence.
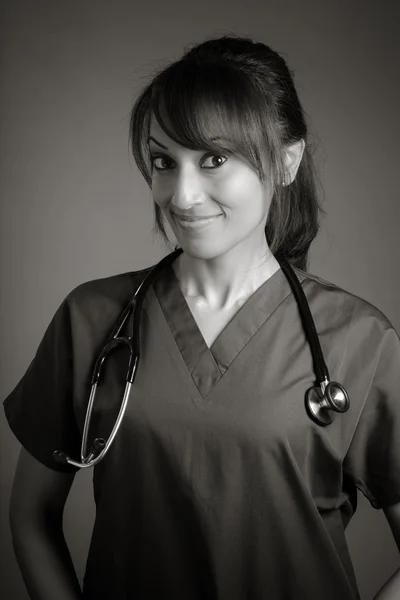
[172,241,280,311]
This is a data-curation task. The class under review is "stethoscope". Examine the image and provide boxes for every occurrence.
[53,248,350,469]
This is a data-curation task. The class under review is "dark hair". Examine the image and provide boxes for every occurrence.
[130,35,323,270]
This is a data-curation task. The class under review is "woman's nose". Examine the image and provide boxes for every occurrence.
[171,169,206,210]
[171,193,205,211]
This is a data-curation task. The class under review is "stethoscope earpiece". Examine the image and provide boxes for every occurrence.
[305,381,350,426]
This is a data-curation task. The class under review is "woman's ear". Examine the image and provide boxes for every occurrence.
[283,139,306,185]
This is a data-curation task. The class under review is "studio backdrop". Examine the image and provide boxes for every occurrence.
[0,1,399,599]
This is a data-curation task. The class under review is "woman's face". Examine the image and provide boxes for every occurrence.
[149,115,274,260]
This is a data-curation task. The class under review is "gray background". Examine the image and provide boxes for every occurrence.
[1,1,399,599]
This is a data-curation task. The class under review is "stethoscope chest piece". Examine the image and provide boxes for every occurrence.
[305,381,350,426]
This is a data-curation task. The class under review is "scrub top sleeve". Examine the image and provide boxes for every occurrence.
[3,296,80,473]
[343,326,400,509]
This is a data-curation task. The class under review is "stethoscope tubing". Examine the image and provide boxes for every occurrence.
[278,256,329,384]
[54,250,184,468]
[53,249,349,469]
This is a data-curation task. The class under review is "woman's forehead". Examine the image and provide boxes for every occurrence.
[148,115,207,152]
[148,117,187,153]
[149,114,234,152]
[149,115,170,141]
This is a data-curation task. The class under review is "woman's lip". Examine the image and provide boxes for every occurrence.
[174,214,222,231]
[172,213,222,222]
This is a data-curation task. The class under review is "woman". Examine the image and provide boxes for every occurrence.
[4,35,400,600]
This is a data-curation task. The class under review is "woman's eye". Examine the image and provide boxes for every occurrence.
[201,154,227,169]
[151,153,227,172]
[152,156,173,171]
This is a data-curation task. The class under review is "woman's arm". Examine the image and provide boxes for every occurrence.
[372,503,400,600]
[9,448,82,600]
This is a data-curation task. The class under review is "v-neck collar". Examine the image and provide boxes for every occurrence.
[152,261,306,399]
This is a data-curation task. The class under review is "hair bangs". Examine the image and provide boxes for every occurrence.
[150,60,267,176]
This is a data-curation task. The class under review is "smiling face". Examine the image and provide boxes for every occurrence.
[149,116,274,261]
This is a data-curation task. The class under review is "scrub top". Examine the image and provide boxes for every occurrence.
[4,257,400,600]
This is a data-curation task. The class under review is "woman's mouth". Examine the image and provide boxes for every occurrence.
[173,214,222,231]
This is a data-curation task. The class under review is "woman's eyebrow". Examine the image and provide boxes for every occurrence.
[148,136,168,149]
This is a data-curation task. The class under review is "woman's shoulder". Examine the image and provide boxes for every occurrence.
[69,267,151,299]
[294,266,396,337]
[62,265,153,322]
